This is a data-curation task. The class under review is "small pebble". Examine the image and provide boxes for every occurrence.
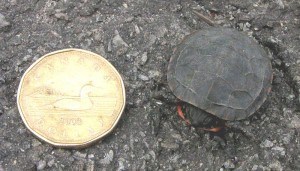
[170,133,182,141]
[31,139,42,147]
[73,151,87,159]
[112,30,129,55]
[123,3,128,8]
[47,159,55,167]
[117,158,125,171]
[260,139,274,148]
[269,160,283,171]
[275,0,285,9]
[88,154,95,159]
[37,160,46,170]
[148,70,161,79]
[139,131,146,137]
[139,52,148,65]
[149,150,156,160]
[125,16,134,22]
[107,41,112,52]
[272,146,286,156]
[222,159,235,169]
[54,13,69,20]
[251,165,265,171]
[0,107,3,115]
[112,30,128,48]
[134,24,140,34]
[161,142,179,150]
[100,150,114,165]
[139,74,149,81]
[0,76,5,84]
[0,13,10,30]
[288,116,300,128]
[86,160,95,171]
[282,133,292,145]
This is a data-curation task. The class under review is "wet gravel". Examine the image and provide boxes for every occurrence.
[0,0,300,170]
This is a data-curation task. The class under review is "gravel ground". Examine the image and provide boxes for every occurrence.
[0,0,300,170]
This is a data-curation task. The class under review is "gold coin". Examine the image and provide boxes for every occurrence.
[17,49,126,148]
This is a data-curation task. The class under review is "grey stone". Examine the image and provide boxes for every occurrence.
[112,30,128,48]
[73,151,87,160]
[117,158,125,171]
[0,13,10,30]
[86,160,95,171]
[47,159,55,167]
[149,150,156,160]
[134,24,140,34]
[9,35,21,45]
[169,154,180,163]
[275,0,285,9]
[272,146,286,156]
[123,144,130,152]
[148,70,161,79]
[139,52,148,66]
[31,139,42,147]
[100,150,114,165]
[37,160,46,170]
[138,74,149,81]
[107,40,112,52]
[251,165,265,171]
[112,30,129,56]
[281,133,292,145]
[260,139,274,148]
[161,142,179,150]
[139,131,146,137]
[170,133,182,141]
[125,16,134,22]
[223,159,235,169]
[88,154,95,159]
[269,160,283,171]
[0,76,4,84]
[288,116,300,128]
[54,13,69,20]
[274,59,282,66]
[251,165,258,171]
[23,55,31,62]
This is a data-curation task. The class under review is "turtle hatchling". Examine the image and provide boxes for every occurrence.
[167,20,272,130]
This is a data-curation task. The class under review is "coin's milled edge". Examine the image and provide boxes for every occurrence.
[17,48,126,148]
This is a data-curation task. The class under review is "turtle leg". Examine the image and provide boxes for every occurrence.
[198,127,223,133]
[184,104,224,133]
[178,104,223,132]
[177,104,191,125]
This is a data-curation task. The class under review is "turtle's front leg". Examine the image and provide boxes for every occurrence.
[177,103,224,133]
[177,104,191,125]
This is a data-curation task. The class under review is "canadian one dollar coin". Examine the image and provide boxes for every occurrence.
[17,49,126,148]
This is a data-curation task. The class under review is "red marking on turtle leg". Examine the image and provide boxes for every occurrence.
[198,127,223,133]
[177,105,191,125]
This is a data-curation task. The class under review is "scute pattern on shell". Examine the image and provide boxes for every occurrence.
[167,27,272,121]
